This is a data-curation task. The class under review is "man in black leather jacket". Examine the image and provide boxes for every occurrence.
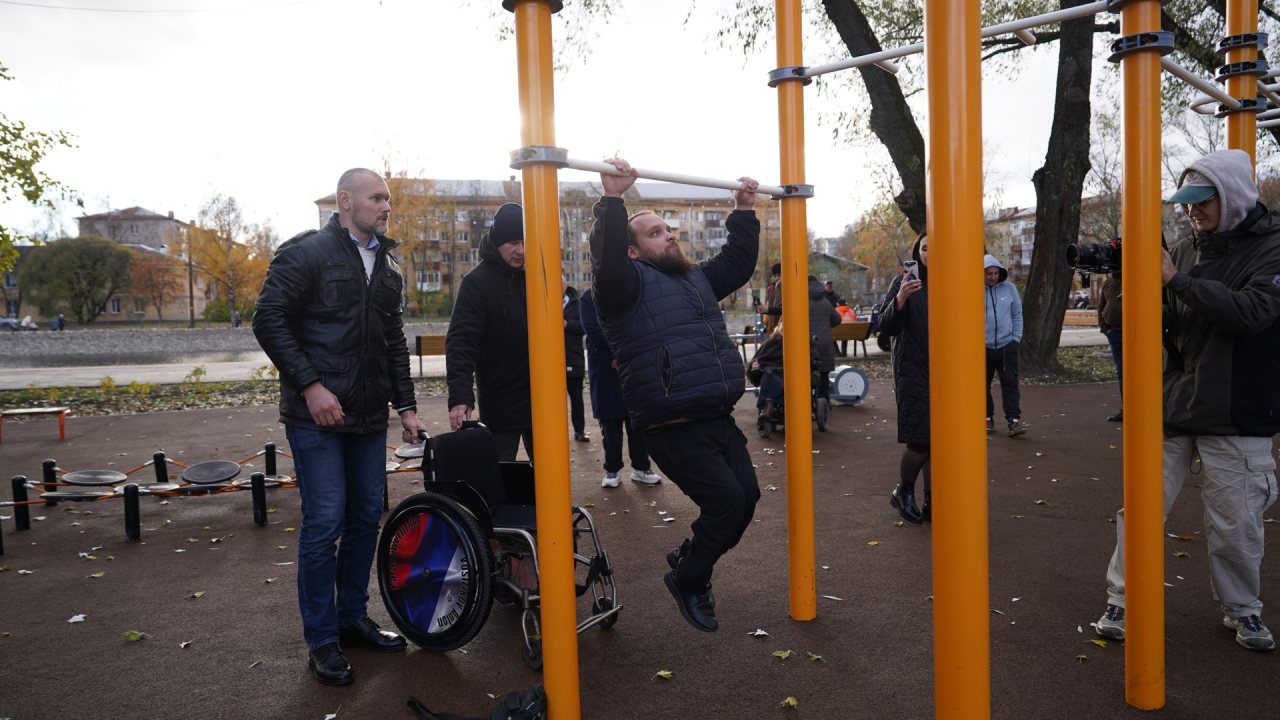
[254,168,423,685]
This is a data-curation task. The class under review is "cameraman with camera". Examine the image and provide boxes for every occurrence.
[1096,255,1123,422]
[1094,149,1280,653]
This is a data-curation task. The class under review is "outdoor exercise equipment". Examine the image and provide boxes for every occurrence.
[377,424,618,671]
[3,443,293,545]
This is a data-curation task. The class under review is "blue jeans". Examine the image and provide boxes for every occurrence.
[286,425,387,650]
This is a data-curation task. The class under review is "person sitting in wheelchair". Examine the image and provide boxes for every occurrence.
[748,321,824,422]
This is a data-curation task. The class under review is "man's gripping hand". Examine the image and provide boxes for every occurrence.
[601,158,638,197]
[734,177,760,210]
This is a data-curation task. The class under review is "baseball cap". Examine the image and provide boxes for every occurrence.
[1167,171,1217,205]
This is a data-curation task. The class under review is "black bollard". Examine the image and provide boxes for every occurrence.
[251,472,267,528]
[41,459,57,506]
[12,476,30,531]
[123,484,141,544]
[264,443,277,477]
[152,451,167,484]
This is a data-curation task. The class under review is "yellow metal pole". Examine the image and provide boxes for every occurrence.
[509,1,580,717]
[1225,0,1258,162]
[923,0,989,717]
[1119,0,1165,710]
[773,0,816,623]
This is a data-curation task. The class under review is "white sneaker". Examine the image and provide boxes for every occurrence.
[601,472,621,489]
[631,468,662,485]
[1224,614,1276,651]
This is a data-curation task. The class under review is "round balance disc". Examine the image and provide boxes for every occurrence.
[61,469,128,487]
[181,460,241,485]
[40,489,115,501]
[394,443,425,460]
[231,474,287,489]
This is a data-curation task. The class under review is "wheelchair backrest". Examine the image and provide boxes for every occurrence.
[429,426,507,507]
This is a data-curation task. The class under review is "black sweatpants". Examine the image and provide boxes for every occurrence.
[599,416,651,474]
[985,341,1022,421]
[567,375,586,436]
[645,416,760,591]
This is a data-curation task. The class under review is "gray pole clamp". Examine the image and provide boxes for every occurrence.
[1217,32,1269,54]
[1215,96,1268,118]
[781,184,815,199]
[1215,59,1270,82]
[1107,31,1174,64]
[509,146,570,170]
[768,66,812,88]
[502,0,563,13]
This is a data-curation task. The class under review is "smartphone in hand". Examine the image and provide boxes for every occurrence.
[903,260,918,282]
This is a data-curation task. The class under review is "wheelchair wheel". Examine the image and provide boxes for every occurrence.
[814,397,830,432]
[377,491,495,652]
[592,597,619,630]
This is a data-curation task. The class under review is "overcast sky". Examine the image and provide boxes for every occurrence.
[0,0,1073,242]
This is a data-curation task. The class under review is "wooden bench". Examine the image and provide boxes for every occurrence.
[0,407,71,443]
[1063,309,1097,326]
[832,321,873,358]
[415,335,446,377]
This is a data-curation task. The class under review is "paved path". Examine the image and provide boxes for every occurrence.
[0,329,1108,391]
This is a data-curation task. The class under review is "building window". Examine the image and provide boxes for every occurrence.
[5,299,18,316]
[3,272,15,288]
[134,299,145,313]
[109,298,122,314]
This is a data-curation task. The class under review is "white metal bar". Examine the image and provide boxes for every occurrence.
[563,157,789,198]
[804,0,1108,78]
[874,59,900,74]
[1163,58,1242,110]
[1013,29,1038,46]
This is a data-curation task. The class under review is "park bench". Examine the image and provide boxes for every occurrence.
[415,335,446,377]
[832,321,873,358]
[0,407,71,444]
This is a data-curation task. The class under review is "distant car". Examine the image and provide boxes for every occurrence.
[1069,289,1091,309]
[0,317,21,331]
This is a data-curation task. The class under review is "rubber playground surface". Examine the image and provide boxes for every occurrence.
[1,382,1276,719]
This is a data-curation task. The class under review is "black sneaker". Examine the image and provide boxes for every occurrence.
[664,570,718,632]
[667,538,691,570]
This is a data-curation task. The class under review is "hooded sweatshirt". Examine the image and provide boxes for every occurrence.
[1163,149,1280,436]
[983,254,1023,349]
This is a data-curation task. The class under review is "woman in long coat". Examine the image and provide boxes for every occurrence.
[876,232,931,524]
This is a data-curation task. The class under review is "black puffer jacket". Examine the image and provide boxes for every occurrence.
[877,235,930,445]
[445,230,531,432]
[564,285,586,378]
[253,214,416,433]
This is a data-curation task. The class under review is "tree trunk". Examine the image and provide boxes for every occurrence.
[1022,4,1095,372]
[821,0,927,232]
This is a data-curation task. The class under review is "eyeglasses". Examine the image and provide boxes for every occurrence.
[1182,194,1217,210]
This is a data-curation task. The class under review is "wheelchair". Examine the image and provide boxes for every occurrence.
[756,367,831,438]
[376,423,620,670]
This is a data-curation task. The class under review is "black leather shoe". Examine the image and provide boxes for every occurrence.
[308,643,353,686]
[574,432,590,442]
[667,538,691,570]
[1107,411,1123,422]
[338,617,407,653]
[664,570,718,632]
[920,491,931,523]
[890,485,924,524]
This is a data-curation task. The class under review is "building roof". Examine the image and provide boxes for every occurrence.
[78,207,178,222]
[630,182,736,202]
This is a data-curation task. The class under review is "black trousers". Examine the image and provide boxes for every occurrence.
[985,342,1022,421]
[599,416,651,474]
[646,416,759,591]
[567,375,585,435]
[491,428,534,462]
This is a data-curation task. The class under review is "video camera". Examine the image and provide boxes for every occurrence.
[1065,237,1120,283]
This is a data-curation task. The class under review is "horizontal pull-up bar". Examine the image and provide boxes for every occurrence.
[562,157,800,198]
[1167,57,1245,113]
[803,0,1108,78]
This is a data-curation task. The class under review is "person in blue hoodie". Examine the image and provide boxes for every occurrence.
[983,254,1028,437]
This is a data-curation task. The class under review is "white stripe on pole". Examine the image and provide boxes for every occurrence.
[804,0,1108,78]
[563,157,791,198]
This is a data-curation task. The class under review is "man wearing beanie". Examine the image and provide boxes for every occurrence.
[589,158,761,633]
[1093,149,1280,652]
[446,202,534,461]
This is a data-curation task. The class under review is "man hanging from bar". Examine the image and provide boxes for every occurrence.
[588,158,761,632]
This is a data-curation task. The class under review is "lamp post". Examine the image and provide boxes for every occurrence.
[186,222,195,329]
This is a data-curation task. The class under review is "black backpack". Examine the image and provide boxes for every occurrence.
[407,684,547,720]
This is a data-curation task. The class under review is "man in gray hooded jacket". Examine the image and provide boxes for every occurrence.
[983,253,1027,437]
[1094,148,1280,652]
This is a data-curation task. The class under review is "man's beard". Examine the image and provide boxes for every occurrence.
[650,244,693,275]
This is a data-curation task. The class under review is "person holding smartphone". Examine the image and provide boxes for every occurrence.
[875,233,931,524]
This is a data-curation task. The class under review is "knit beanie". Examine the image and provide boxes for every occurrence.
[490,203,524,246]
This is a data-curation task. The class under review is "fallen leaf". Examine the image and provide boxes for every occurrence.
[581,502,595,508]
[283,527,296,533]
[186,538,199,543]
[121,630,146,642]
[662,517,676,523]
[764,484,778,491]
[68,614,86,623]
[867,541,879,546]
[652,669,673,680]
[1012,597,1022,602]
[1011,515,1026,519]
[1172,551,1190,558]
[748,628,770,637]
[88,571,105,579]
[806,651,824,662]
[188,591,206,599]
[646,501,657,508]
[249,659,264,668]
[266,508,277,514]
[265,578,277,584]
[17,570,33,575]
[277,545,288,551]
[180,641,192,649]
[780,697,800,709]
[273,562,295,566]
[772,649,795,661]
[1075,654,1089,663]
[821,594,844,601]
[324,714,338,720]
[1033,500,1048,506]
[1089,639,1107,648]
[1167,533,1195,542]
